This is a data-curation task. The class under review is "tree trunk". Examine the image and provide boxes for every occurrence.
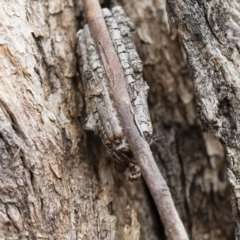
[0,0,234,240]
[166,0,240,239]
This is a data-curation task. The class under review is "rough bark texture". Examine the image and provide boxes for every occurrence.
[166,0,240,239]
[0,0,234,240]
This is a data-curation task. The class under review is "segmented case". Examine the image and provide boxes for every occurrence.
[76,7,152,177]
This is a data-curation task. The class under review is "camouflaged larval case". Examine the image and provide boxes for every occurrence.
[76,7,153,178]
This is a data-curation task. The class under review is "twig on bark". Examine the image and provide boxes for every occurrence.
[82,0,189,239]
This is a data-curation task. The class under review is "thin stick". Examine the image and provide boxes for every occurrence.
[82,1,189,239]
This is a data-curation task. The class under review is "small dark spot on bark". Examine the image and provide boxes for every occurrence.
[107,201,114,215]
[218,168,225,182]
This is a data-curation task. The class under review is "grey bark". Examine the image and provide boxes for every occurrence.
[0,0,234,240]
[166,0,240,238]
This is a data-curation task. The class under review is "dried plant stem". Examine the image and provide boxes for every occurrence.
[82,0,189,239]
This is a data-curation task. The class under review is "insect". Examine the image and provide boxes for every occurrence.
[76,7,153,181]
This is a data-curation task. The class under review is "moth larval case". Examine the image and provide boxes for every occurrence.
[102,7,153,139]
[113,7,153,138]
[88,26,124,148]
[77,7,153,178]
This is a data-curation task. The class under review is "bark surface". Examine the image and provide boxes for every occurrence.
[166,0,240,238]
[0,0,234,239]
